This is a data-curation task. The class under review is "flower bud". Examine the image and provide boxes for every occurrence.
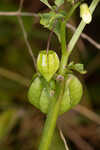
[37,50,60,82]
[80,3,92,24]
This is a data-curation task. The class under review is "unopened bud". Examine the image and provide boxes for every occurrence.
[80,3,92,24]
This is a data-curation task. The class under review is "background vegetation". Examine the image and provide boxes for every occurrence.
[0,0,100,150]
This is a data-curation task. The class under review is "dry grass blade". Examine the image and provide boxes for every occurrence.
[18,0,24,12]
[65,125,94,150]
[0,67,30,87]
[73,104,100,125]
[0,11,39,17]
[66,23,100,50]
[59,128,69,150]
[0,10,99,50]
[17,16,37,71]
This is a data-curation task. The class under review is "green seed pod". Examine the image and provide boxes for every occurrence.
[60,78,71,114]
[27,75,43,109]
[28,74,83,115]
[28,74,55,113]
[60,74,83,114]
[39,79,56,113]
[49,79,56,90]
[67,74,83,107]
[40,88,50,113]
[37,50,60,82]
[80,3,92,24]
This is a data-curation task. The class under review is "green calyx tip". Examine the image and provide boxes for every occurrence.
[37,50,60,82]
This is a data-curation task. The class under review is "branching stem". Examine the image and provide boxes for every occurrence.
[59,1,81,75]
[39,0,100,150]
[68,0,100,56]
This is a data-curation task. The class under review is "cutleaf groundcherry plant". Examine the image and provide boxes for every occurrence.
[27,0,100,150]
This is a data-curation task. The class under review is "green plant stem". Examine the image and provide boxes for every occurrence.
[39,81,64,150]
[60,1,81,75]
[60,0,100,73]
[68,20,85,55]
[68,0,100,56]
[38,0,100,150]
[60,20,67,55]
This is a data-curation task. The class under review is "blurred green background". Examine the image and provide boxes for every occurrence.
[0,0,100,150]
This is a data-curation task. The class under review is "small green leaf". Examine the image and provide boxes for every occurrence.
[40,12,56,28]
[55,0,64,7]
[40,0,52,9]
[74,64,87,74]
[39,11,65,41]
[53,19,62,41]
[68,62,87,74]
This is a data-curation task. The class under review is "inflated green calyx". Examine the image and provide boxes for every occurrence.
[28,74,83,115]
[60,74,83,113]
[37,50,60,82]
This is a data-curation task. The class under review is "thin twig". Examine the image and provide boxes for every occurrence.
[46,21,57,53]
[66,23,100,50]
[73,104,100,125]
[64,125,94,150]
[0,67,30,87]
[46,30,54,53]
[18,0,24,12]
[59,128,69,150]
[17,16,37,71]
[0,11,39,17]
[17,0,37,70]
[0,11,100,50]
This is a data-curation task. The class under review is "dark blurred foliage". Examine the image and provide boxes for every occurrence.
[0,0,100,150]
